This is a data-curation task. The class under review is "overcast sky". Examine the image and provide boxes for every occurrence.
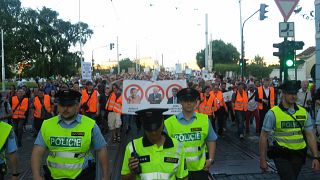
[20,0,315,68]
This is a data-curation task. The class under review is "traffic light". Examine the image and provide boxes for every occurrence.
[273,42,284,58]
[284,48,294,68]
[110,43,114,50]
[293,41,304,50]
[259,4,268,20]
[239,60,243,67]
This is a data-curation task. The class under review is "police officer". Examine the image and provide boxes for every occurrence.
[0,120,18,180]
[259,80,320,180]
[121,108,188,180]
[164,88,217,180]
[31,89,109,180]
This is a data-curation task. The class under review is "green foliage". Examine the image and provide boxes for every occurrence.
[213,64,240,74]
[196,50,205,69]
[0,0,93,78]
[0,81,38,91]
[213,63,274,79]
[245,64,273,79]
[196,40,240,69]
[252,55,266,66]
[113,58,136,73]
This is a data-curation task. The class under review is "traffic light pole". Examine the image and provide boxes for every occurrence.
[283,38,288,82]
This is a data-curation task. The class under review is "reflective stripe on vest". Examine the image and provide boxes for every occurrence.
[47,161,83,170]
[12,96,28,119]
[33,95,51,118]
[257,86,275,110]
[274,130,302,136]
[140,172,173,180]
[113,95,122,114]
[81,90,98,112]
[234,90,248,111]
[164,113,209,171]
[106,92,116,111]
[42,115,95,179]
[49,152,87,158]
[0,122,12,151]
[271,105,307,150]
[186,152,206,162]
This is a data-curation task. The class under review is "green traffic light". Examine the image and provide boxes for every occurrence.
[286,59,294,67]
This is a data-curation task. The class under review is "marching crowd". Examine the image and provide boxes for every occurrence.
[0,71,320,179]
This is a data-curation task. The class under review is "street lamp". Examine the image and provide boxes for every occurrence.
[239,1,268,80]
[1,29,5,91]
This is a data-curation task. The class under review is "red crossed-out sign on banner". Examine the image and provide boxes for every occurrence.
[274,0,300,22]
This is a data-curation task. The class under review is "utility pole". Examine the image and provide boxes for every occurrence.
[117,36,120,74]
[315,0,320,88]
[239,2,268,80]
[205,13,208,70]
[1,29,4,91]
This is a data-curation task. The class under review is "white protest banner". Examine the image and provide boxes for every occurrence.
[223,91,233,102]
[122,80,187,115]
[81,62,92,80]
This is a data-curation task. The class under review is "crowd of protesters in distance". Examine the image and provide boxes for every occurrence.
[2,70,320,147]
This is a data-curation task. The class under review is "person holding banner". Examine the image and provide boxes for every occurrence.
[165,88,217,180]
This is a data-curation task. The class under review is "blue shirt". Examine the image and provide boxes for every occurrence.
[0,130,18,164]
[164,112,218,141]
[34,114,107,168]
[262,107,313,132]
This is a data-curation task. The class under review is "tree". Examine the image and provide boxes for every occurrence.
[252,55,266,66]
[0,0,93,78]
[196,50,205,69]
[113,58,136,74]
[196,40,240,69]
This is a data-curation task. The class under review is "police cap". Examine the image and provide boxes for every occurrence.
[279,80,300,94]
[55,89,82,106]
[177,88,200,101]
[135,108,168,131]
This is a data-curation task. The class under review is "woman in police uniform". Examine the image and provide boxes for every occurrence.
[121,108,188,180]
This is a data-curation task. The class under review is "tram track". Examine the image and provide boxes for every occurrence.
[222,133,277,173]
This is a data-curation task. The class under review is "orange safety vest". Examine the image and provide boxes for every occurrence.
[105,92,116,111]
[234,90,248,111]
[33,95,52,118]
[212,91,227,112]
[257,86,275,110]
[81,89,98,113]
[12,96,29,119]
[113,95,122,114]
[198,92,214,115]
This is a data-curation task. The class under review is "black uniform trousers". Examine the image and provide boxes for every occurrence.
[188,170,210,180]
[273,155,305,180]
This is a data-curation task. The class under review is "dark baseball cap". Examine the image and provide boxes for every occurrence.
[177,88,200,101]
[279,80,300,94]
[55,89,82,106]
[135,108,168,131]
